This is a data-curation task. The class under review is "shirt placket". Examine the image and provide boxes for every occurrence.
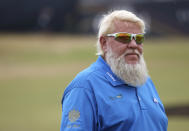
[135,88,147,110]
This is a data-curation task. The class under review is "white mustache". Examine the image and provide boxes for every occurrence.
[124,49,140,56]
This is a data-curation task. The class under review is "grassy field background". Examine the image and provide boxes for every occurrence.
[0,33,189,131]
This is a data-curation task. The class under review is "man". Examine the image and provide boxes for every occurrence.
[60,10,168,131]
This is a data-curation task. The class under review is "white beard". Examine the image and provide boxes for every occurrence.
[106,48,149,87]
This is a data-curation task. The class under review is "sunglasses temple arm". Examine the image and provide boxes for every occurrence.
[106,34,116,37]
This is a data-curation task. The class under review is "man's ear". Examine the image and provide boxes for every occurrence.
[100,36,108,54]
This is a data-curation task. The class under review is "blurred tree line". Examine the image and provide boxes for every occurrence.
[0,0,189,35]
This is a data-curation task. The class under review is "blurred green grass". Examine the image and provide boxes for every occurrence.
[0,33,189,131]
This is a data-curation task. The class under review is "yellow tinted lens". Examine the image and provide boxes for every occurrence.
[136,34,144,44]
[115,33,131,43]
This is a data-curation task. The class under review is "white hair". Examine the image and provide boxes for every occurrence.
[96,10,145,56]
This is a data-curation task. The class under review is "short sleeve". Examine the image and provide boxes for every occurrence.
[60,87,97,131]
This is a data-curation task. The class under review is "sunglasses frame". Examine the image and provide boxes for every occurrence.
[106,32,145,44]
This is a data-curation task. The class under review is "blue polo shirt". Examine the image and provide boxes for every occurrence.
[60,56,168,131]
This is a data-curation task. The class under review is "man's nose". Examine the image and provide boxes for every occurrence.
[127,38,137,48]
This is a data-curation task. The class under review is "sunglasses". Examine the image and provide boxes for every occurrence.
[106,32,145,45]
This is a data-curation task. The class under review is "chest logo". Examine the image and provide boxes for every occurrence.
[109,94,123,100]
[106,72,116,81]
[153,97,158,103]
[68,110,80,122]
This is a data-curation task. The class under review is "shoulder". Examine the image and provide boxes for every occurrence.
[63,62,103,97]
[61,63,103,105]
[145,77,161,96]
[146,77,155,86]
[144,77,157,91]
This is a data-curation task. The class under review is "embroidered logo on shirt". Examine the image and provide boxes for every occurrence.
[109,94,123,100]
[106,72,116,81]
[67,124,80,128]
[68,110,80,122]
[153,98,158,103]
[116,94,122,98]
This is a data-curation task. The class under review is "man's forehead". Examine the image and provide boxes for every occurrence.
[113,20,142,33]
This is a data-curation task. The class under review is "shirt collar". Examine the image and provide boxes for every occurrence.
[96,56,126,87]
